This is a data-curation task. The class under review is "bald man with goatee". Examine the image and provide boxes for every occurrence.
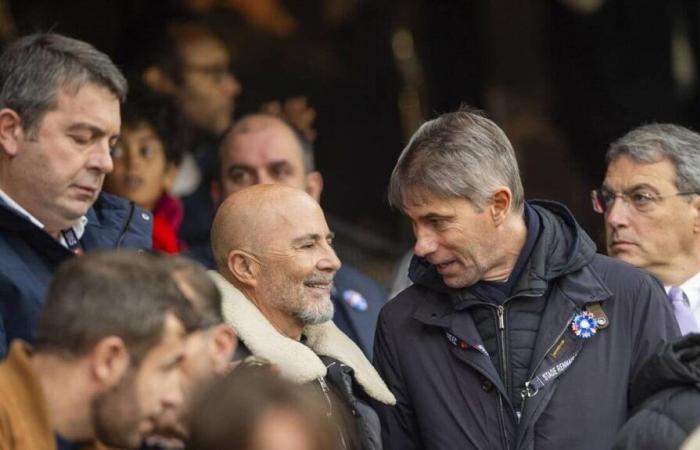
[209,184,394,450]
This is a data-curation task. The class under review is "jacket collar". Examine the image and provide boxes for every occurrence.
[209,271,396,405]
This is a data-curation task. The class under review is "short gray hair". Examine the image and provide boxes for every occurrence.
[388,107,524,212]
[0,32,127,135]
[606,123,700,193]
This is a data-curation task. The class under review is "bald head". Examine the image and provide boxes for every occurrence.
[211,184,320,272]
[211,184,341,335]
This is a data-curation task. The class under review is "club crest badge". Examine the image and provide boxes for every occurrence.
[571,311,599,339]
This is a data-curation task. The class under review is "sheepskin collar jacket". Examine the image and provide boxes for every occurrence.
[209,270,395,406]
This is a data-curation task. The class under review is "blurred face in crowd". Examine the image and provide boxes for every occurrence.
[403,191,506,289]
[0,82,119,236]
[173,35,241,136]
[248,407,325,450]
[104,121,176,211]
[214,116,322,204]
[145,324,236,448]
[253,192,340,326]
[603,154,700,281]
[91,314,188,449]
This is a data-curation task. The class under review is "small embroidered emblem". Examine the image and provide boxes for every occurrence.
[342,290,368,311]
[571,311,598,339]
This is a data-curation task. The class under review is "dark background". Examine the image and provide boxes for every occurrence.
[2,0,699,281]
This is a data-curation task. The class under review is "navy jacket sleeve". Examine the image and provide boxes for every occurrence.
[629,274,680,380]
[613,409,687,450]
[373,307,424,450]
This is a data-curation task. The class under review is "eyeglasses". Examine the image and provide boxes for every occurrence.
[591,188,699,214]
[182,63,234,84]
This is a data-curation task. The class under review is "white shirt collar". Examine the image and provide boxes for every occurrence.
[0,188,88,248]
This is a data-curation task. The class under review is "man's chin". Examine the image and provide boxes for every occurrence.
[143,434,186,450]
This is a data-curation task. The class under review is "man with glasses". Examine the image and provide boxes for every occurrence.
[595,123,700,334]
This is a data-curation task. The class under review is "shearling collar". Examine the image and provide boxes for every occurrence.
[209,271,395,405]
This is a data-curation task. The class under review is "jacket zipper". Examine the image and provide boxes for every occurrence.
[318,376,348,449]
[494,304,512,449]
[518,316,573,420]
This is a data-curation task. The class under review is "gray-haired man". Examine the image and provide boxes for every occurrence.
[0,33,152,358]
[373,107,679,450]
[595,124,700,334]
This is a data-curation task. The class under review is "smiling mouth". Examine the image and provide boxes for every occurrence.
[304,280,332,290]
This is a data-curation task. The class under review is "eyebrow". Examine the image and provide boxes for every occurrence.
[419,212,453,222]
[291,232,335,246]
[601,182,661,194]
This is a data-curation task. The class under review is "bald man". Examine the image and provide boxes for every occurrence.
[188,113,386,358]
[209,184,394,450]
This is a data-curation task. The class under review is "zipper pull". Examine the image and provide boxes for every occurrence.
[497,305,505,330]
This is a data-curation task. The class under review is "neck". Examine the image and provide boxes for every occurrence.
[31,353,94,442]
[246,290,304,341]
[484,214,528,282]
[653,257,700,287]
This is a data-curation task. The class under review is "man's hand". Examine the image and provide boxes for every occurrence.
[260,97,317,142]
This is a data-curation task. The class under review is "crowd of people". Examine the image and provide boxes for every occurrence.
[1,16,700,450]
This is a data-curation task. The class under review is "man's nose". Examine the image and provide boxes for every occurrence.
[222,72,242,99]
[605,196,631,229]
[318,245,342,272]
[91,140,114,174]
[414,227,437,257]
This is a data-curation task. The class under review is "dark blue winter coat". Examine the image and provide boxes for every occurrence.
[0,192,152,358]
[373,201,680,450]
[613,333,700,450]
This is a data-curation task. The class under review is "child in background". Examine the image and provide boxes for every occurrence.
[104,95,191,253]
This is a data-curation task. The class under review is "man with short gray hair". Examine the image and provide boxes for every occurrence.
[596,124,700,334]
[374,107,678,450]
[0,33,152,359]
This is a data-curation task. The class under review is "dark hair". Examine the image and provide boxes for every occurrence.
[126,19,224,87]
[160,254,223,328]
[0,32,127,136]
[187,365,335,450]
[121,92,191,166]
[35,250,200,364]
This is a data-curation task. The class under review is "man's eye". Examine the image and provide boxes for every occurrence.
[631,192,655,205]
[70,134,91,145]
[272,165,293,179]
[300,242,315,249]
[228,170,251,185]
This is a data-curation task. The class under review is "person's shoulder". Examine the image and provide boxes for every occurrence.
[381,282,432,319]
[89,192,152,248]
[335,264,386,302]
[588,253,662,289]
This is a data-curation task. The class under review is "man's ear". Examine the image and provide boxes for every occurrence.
[227,250,258,288]
[143,65,177,96]
[210,179,222,206]
[88,336,130,389]
[490,187,513,226]
[692,195,700,233]
[0,108,25,157]
[209,324,238,374]
[305,170,323,203]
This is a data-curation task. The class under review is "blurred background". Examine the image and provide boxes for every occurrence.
[1,0,699,284]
